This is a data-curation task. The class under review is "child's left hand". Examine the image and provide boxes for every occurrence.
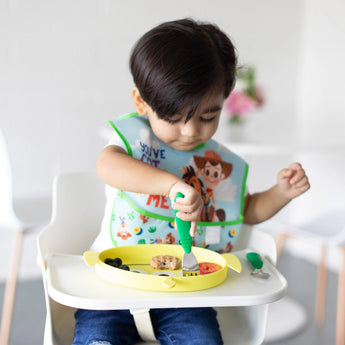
[277,162,310,200]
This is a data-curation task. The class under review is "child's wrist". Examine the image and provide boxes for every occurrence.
[168,179,184,200]
[275,185,293,203]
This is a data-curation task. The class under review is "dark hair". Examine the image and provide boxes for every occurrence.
[130,18,237,120]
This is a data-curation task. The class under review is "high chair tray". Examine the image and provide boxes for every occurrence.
[46,249,287,310]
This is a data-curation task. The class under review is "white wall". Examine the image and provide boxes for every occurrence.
[297,0,345,147]
[1,0,303,202]
[285,0,345,227]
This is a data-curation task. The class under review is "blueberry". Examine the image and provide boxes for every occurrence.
[104,257,126,269]
[113,257,122,267]
[119,264,130,271]
[104,258,113,265]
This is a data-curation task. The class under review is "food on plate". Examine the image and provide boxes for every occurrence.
[150,255,181,270]
[198,262,222,275]
[118,264,130,271]
[104,257,129,271]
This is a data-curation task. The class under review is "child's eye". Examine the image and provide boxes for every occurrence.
[200,114,217,123]
[166,118,180,124]
[165,115,183,124]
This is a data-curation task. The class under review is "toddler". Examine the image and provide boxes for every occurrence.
[73,18,310,345]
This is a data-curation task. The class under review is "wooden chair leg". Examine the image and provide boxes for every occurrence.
[336,246,345,345]
[0,229,24,345]
[315,245,327,326]
[275,232,289,262]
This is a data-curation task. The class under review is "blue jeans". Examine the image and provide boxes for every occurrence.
[73,307,223,345]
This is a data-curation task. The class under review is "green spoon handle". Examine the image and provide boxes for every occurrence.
[174,192,192,254]
[246,252,263,270]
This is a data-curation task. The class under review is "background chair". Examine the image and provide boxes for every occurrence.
[266,210,345,345]
[37,171,282,345]
[0,129,46,345]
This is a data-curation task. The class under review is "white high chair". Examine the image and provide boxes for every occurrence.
[0,129,44,345]
[37,172,287,345]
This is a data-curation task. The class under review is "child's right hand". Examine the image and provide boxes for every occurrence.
[169,181,203,237]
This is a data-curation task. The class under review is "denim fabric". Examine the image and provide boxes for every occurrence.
[151,307,223,345]
[73,307,223,345]
[73,309,140,345]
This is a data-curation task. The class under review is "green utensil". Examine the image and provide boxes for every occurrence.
[174,192,199,276]
[246,252,263,269]
[174,192,193,254]
[246,252,270,279]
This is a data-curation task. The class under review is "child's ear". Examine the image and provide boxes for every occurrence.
[132,86,148,116]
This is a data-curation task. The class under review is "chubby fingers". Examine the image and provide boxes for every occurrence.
[190,221,197,237]
[287,163,308,185]
[280,162,310,192]
[291,172,310,193]
[173,200,200,237]
[173,192,202,212]
[173,196,203,222]
[170,181,202,216]
[169,181,202,235]
[280,163,302,182]
[281,162,300,177]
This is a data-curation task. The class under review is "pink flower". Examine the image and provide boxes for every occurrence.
[226,91,256,119]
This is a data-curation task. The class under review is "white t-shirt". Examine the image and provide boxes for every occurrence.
[91,132,125,251]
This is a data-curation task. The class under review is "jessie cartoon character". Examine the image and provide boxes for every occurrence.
[194,150,233,222]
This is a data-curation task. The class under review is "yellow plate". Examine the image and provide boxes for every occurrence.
[84,244,241,292]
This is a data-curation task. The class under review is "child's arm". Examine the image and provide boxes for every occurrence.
[243,162,310,224]
[97,145,203,234]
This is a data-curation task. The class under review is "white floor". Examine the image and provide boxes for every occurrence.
[266,297,308,343]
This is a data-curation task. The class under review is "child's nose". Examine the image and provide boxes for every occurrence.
[181,120,199,137]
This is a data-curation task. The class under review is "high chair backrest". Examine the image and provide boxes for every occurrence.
[234,223,277,265]
[38,172,105,260]
[37,172,105,345]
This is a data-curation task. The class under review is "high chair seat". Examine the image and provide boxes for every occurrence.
[37,172,287,345]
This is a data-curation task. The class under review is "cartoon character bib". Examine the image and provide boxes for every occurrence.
[106,112,248,253]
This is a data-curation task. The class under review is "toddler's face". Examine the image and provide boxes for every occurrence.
[147,92,224,151]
